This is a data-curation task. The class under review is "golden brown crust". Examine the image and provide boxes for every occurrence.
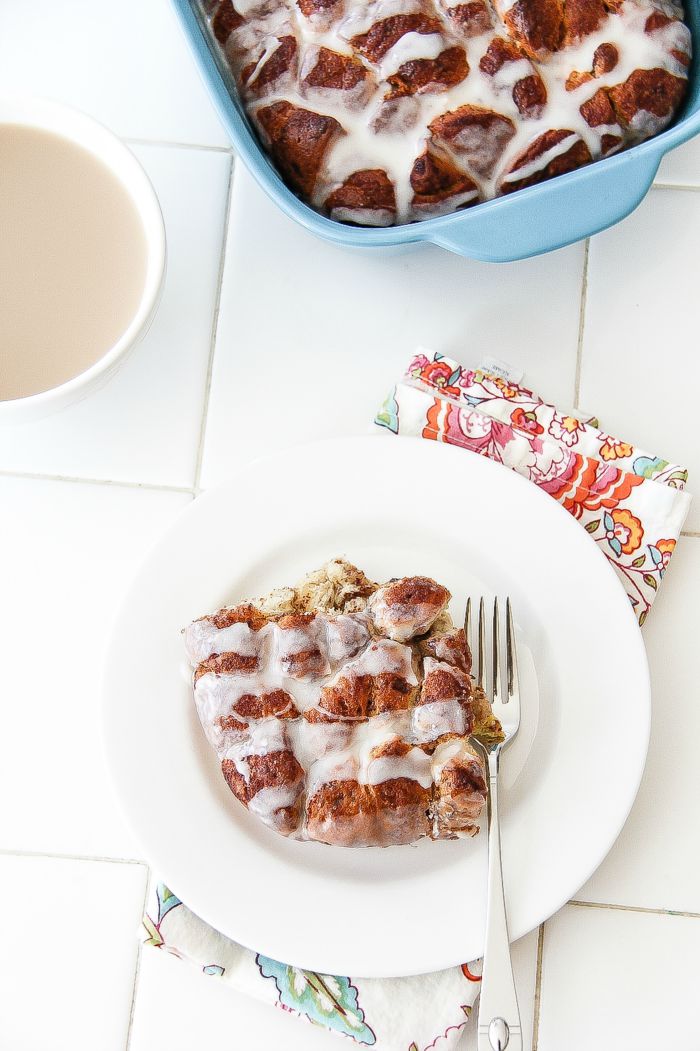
[580,88,617,129]
[325,169,397,217]
[315,669,417,720]
[221,751,305,834]
[246,750,305,798]
[386,46,469,99]
[194,651,260,679]
[593,42,619,75]
[211,0,244,44]
[209,604,269,631]
[256,101,342,197]
[370,576,450,641]
[221,757,248,802]
[217,713,248,734]
[297,0,342,15]
[502,0,564,59]
[433,743,487,837]
[305,777,431,846]
[479,35,524,75]
[232,690,298,720]
[500,129,592,194]
[303,47,369,91]
[420,627,472,674]
[601,132,623,155]
[471,683,505,742]
[410,149,479,212]
[562,0,607,45]
[513,73,548,119]
[350,14,443,63]
[447,1,493,36]
[608,68,687,127]
[430,105,517,177]
[419,663,471,705]
[241,34,298,95]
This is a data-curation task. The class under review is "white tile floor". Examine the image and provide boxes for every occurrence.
[0,854,148,1051]
[537,903,700,1051]
[200,168,586,488]
[2,2,700,1049]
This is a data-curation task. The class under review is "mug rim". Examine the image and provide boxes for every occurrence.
[0,96,167,417]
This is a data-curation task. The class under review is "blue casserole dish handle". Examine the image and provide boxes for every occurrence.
[429,150,662,261]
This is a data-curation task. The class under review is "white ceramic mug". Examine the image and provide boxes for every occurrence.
[0,97,166,424]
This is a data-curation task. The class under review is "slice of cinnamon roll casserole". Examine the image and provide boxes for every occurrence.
[184,559,504,847]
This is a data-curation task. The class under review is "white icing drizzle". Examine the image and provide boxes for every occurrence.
[305,712,434,795]
[201,0,690,224]
[186,583,491,842]
[329,637,419,684]
[368,584,448,641]
[412,698,467,743]
[248,784,299,820]
[431,736,479,780]
[501,130,579,183]
[184,618,267,665]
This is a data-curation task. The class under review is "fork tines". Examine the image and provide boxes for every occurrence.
[465,596,521,733]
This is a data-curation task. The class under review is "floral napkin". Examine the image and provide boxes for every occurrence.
[144,882,482,1050]
[376,351,691,624]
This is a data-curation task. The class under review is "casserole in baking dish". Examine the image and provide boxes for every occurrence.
[172,0,700,260]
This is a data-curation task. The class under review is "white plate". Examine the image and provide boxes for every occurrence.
[103,436,649,978]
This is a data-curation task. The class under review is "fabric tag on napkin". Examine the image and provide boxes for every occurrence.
[144,882,482,1050]
[375,351,691,625]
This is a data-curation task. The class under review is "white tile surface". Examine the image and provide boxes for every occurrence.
[0,0,227,146]
[199,168,586,488]
[130,930,539,1051]
[0,145,231,489]
[0,854,147,1051]
[580,187,700,532]
[577,537,700,913]
[0,476,190,858]
[657,137,700,186]
[537,904,700,1051]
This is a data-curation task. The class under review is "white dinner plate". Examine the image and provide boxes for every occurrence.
[103,435,649,978]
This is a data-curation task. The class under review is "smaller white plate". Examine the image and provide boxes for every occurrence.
[103,436,649,977]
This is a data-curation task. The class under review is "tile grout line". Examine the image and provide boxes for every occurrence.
[192,153,237,493]
[681,530,700,538]
[125,865,153,1051]
[568,899,700,919]
[125,137,233,155]
[0,846,146,865]
[573,238,590,411]
[0,467,194,496]
[531,923,546,1051]
[653,181,700,192]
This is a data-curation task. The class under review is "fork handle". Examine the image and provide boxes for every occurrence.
[477,752,523,1051]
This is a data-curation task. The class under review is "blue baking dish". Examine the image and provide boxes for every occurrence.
[172,0,700,262]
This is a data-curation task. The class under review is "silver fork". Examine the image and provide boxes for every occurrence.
[465,597,522,1051]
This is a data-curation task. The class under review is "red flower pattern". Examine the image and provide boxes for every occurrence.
[398,352,687,625]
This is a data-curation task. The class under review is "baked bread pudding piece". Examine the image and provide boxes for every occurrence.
[198,0,691,225]
[184,559,504,847]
